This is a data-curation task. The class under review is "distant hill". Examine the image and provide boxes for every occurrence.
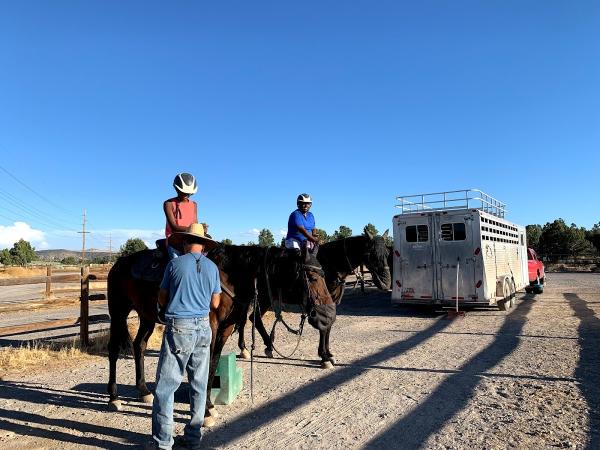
[36,249,113,261]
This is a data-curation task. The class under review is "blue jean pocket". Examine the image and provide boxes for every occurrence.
[166,326,195,354]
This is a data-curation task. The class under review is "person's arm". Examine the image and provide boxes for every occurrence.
[163,200,188,233]
[210,293,221,310]
[298,226,318,243]
[158,288,169,307]
[193,201,198,223]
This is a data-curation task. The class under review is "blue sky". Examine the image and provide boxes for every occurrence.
[0,1,598,250]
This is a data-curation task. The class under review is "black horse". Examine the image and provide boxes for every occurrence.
[317,228,392,303]
[105,243,333,426]
[236,228,391,363]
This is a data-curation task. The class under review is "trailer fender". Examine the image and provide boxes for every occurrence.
[496,276,511,300]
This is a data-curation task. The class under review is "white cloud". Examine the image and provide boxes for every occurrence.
[0,222,48,249]
[279,229,286,236]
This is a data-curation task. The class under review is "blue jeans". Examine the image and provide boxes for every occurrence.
[152,317,212,450]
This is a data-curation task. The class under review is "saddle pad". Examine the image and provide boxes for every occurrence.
[131,249,168,283]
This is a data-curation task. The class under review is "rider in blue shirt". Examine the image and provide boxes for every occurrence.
[285,193,319,250]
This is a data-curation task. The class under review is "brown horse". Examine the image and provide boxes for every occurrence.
[236,229,391,362]
[106,243,332,426]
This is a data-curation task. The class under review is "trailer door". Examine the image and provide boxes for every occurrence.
[434,212,477,301]
[399,217,435,300]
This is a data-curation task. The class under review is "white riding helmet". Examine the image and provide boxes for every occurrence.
[173,173,198,195]
[297,193,312,204]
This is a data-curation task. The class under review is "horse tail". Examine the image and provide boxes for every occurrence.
[107,257,132,352]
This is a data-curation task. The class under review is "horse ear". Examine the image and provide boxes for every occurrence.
[363,226,374,240]
[382,229,389,240]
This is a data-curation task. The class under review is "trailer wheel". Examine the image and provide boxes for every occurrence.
[508,279,516,307]
[533,276,544,294]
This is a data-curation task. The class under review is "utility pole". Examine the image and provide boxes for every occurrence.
[108,233,112,262]
[78,209,90,264]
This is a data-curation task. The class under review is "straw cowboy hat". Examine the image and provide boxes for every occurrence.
[168,223,219,251]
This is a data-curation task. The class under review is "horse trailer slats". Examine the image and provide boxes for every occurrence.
[392,190,528,308]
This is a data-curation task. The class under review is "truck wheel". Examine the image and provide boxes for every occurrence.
[533,278,544,294]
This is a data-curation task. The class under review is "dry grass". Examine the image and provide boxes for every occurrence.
[0,267,47,279]
[0,322,164,377]
[0,340,84,376]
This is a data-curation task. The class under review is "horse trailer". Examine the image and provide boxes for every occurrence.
[391,190,528,310]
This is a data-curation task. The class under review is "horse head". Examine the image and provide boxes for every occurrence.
[363,227,392,290]
[300,246,336,331]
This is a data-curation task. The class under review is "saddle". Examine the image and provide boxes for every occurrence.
[131,239,169,283]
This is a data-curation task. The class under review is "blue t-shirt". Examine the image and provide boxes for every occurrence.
[159,252,222,318]
[286,210,315,242]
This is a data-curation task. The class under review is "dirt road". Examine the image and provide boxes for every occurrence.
[0,273,598,449]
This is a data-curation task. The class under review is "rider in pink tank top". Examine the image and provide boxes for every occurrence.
[164,173,199,257]
[165,198,197,238]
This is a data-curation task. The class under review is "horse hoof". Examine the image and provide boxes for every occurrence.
[203,416,216,428]
[328,357,336,365]
[108,400,123,411]
[140,394,154,404]
[208,407,219,418]
[321,361,334,369]
[265,349,274,358]
[239,349,251,360]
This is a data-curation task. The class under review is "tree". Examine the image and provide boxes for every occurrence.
[364,223,379,237]
[8,239,36,266]
[332,225,353,241]
[587,222,600,254]
[0,249,13,265]
[526,224,543,251]
[61,256,79,265]
[91,256,110,264]
[246,241,255,246]
[280,237,286,247]
[221,238,233,245]
[314,228,330,243]
[119,238,148,257]
[538,219,594,258]
[258,229,275,247]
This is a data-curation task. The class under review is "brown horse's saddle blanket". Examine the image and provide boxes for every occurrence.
[131,240,168,283]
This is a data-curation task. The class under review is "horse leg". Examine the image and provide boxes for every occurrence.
[107,310,130,411]
[318,329,334,369]
[252,304,274,358]
[324,327,336,364]
[205,322,235,427]
[237,315,250,360]
[133,318,155,403]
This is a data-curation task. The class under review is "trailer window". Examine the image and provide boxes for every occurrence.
[406,225,429,242]
[441,223,466,241]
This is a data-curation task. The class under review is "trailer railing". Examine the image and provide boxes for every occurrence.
[395,189,507,218]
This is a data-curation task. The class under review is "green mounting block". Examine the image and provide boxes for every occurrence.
[209,352,243,405]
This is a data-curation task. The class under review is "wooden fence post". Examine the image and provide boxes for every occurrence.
[80,265,90,347]
[45,266,52,298]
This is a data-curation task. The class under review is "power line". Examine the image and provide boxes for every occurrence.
[0,190,80,232]
[0,162,78,215]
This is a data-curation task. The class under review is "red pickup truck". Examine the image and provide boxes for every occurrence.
[525,248,545,294]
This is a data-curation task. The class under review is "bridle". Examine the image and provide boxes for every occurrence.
[262,246,326,359]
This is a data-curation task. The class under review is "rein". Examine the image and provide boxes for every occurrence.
[264,246,307,359]
[343,238,364,287]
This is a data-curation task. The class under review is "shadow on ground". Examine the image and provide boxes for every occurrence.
[565,292,600,450]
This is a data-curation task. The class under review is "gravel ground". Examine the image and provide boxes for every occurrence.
[0,273,598,450]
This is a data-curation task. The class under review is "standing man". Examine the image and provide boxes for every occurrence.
[285,193,319,250]
[151,223,221,450]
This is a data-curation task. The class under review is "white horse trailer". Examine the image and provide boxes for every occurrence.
[391,190,528,310]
